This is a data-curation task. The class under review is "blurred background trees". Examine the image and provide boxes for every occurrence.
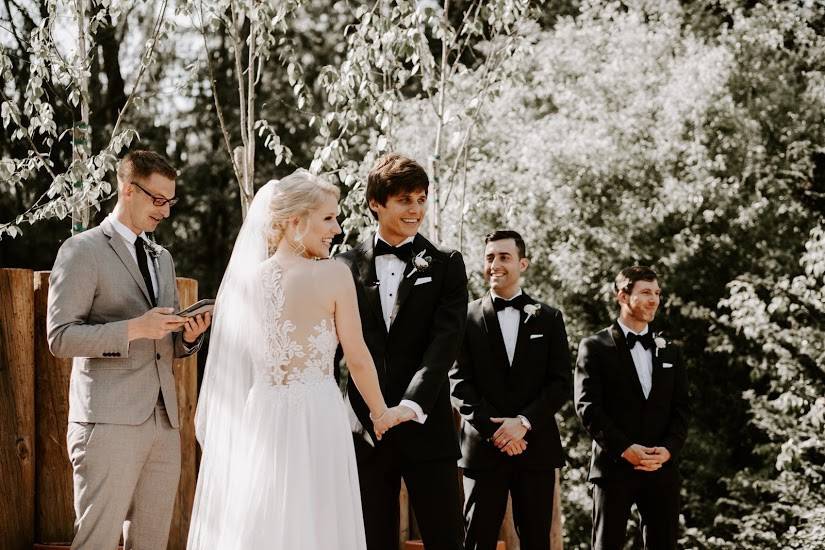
[2,0,824,547]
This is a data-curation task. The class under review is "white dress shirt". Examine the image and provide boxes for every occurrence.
[490,289,523,366]
[617,319,653,399]
[108,214,158,297]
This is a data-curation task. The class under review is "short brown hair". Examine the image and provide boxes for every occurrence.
[117,150,177,182]
[614,265,658,295]
[366,153,429,219]
[485,230,527,258]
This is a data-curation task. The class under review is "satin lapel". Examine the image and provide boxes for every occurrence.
[388,234,425,329]
[509,294,535,375]
[102,219,153,307]
[356,236,386,330]
[481,293,511,371]
[648,332,665,400]
[609,322,646,400]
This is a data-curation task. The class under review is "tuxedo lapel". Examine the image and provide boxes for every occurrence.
[509,294,535,374]
[389,234,425,329]
[609,322,646,400]
[648,337,666,401]
[101,219,154,307]
[153,251,173,308]
[481,293,511,371]
[356,236,385,330]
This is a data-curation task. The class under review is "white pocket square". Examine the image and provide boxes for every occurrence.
[529,334,544,340]
[414,277,432,286]
[662,362,673,369]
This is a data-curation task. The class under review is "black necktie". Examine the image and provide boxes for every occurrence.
[374,240,414,261]
[493,294,528,312]
[135,238,157,307]
[626,331,654,350]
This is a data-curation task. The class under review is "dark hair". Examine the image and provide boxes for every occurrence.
[117,150,177,182]
[614,265,658,295]
[366,153,429,219]
[484,230,527,258]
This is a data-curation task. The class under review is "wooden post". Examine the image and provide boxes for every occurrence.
[168,278,198,550]
[0,269,36,550]
[33,271,74,543]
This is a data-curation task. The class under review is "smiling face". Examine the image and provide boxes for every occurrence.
[295,192,341,259]
[618,279,661,330]
[484,238,528,299]
[369,189,427,245]
[117,171,176,235]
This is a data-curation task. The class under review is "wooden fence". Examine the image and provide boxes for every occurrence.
[1,268,198,550]
[1,267,562,550]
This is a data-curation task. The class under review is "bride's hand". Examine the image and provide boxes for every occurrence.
[370,406,409,439]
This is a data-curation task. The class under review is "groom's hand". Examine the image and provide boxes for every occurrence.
[622,444,657,468]
[182,312,212,344]
[128,307,187,341]
[395,405,418,423]
[490,417,528,449]
[502,439,528,456]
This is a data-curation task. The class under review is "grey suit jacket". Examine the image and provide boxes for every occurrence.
[47,217,201,428]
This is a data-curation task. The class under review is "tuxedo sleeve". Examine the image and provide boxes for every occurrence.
[661,350,689,458]
[574,336,633,458]
[47,237,130,359]
[520,308,572,431]
[401,251,468,414]
[449,323,501,438]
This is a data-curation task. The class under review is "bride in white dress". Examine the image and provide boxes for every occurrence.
[187,170,407,549]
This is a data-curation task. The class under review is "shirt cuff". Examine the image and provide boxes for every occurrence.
[400,399,428,424]
[517,414,532,431]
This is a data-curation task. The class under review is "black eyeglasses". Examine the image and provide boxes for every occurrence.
[131,181,179,207]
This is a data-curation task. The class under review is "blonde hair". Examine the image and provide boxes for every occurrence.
[267,168,340,255]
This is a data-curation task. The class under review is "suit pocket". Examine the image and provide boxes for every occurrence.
[66,422,100,465]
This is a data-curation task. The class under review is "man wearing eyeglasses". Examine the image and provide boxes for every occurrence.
[47,150,212,550]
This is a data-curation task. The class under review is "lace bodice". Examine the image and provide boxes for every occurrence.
[255,258,338,386]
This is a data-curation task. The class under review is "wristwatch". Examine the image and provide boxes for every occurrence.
[517,415,532,431]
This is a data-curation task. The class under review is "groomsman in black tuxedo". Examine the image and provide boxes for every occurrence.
[574,266,689,550]
[450,230,571,550]
[336,153,468,550]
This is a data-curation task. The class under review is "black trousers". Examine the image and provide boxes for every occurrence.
[462,465,555,550]
[354,436,464,550]
[591,466,680,550]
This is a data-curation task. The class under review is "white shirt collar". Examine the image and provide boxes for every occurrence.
[108,214,147,245]
[374,231,415,248]
[490,288,523,302]
[617,318,649,337]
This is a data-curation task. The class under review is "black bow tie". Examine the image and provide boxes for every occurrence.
[375,240,414,261]
[626,331,654,350]
[493,294,528,312]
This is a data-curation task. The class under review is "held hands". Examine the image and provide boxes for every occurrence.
[622,444,671,472]
[370,405,417,440]
[490,417,528,456]
[182,312,212,344]
[128,307,187,341]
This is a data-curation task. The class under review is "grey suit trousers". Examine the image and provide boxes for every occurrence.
[67,401,181,550]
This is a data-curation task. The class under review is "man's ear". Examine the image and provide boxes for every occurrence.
[368,199,380,217]
[519,257,529,272]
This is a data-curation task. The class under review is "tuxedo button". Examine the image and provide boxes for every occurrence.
[114,353,121,357]
[103,352,109,357]
[156,353,161,360]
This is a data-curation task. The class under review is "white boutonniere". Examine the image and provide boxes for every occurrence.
[654,335,667,357]
[523,303,540,324]
[142,237,164,261]
[406,249,432,278]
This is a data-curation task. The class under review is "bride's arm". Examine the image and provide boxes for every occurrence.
[329,262,392,430]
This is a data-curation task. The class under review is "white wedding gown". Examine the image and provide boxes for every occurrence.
[187,257,367,549]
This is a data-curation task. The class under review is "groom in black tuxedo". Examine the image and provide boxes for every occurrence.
[574,266,689,550]
[336,153,468,550]
[450,230,571,550]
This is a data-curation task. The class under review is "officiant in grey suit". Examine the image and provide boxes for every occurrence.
[47,150,211,550]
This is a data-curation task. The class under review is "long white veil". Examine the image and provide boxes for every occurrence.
[186,180,276,549]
